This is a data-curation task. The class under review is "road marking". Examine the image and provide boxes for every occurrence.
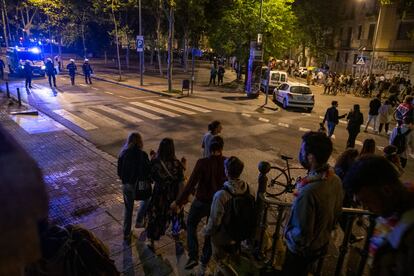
[146,100,197,115]
[299,127,311,132]
[121,106,162,120]
[278,122,289,128]
[355,140,363,146]
[79,84,87,87]
[377,146,384,151]
[301,113,311,116]
[119,96,130,99]
[91,87,99,90]
[81,109,124,128]
[259,117,270,123]
[160,99,211,113]
[319,116,324,120]
[94,105,143,123]
[105,91,114,95]
[339,120,347,124]
[130,102,180,117]
[53,109,98,130]
[242,113,251,117]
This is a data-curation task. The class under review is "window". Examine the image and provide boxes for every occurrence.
[339,28,343,38]
[336,52,340,62]
[358,25,362,40]
[290,86,311,94]
[345,53,349,63]
[271,73,280,81]
[353,54,358,64]
[346,27,353,45]
[368,24,376,43]
[397,22,414,40]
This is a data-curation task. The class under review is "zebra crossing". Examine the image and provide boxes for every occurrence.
[51,99,212,131]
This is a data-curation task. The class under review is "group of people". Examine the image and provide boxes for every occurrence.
[209,63,226,86]
[20,58,94,89]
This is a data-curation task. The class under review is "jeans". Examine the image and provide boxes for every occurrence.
[122,183,149,237]
[327,121,336,137]
[187,199,212,264]
[365,115,378,131]
[70,74,75,85]
[85,73,92,84]
[48,74,56,87]
[379,123,389,134]
[25,76,32,88]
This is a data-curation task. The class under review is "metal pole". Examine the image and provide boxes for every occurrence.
[369,4,382,76]
[6,81,10,98]
[139,0,143,86]
[191,51,195,94]
[335,214,355,275]
[16,87,21,106]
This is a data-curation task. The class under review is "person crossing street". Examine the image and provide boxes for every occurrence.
[82,59,93,84]
[322,101,347,138]
[66,59,77,85]
[45,58,57,88]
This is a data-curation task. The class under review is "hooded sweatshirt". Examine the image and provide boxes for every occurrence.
[204,179,249,238]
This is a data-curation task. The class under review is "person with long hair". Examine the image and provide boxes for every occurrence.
[360,138,376,156]
[146,138,185,250]
[202,120,222,157]
[346,104,364,148]
[117,132,151,240]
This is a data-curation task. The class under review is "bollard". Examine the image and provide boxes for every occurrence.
[255,161,271,259]
[6,82,10,98]
[16,88,22,106]
[335,214,356,275]
[357,215,376,276]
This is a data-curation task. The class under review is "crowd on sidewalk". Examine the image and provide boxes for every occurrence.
[2,109,414,275]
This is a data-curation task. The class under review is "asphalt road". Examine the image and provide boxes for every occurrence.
[3,72,413,194]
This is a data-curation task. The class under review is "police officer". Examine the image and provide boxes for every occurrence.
[23,60,33,89]
[82,59,93,84]
[66,59,77,85]
[0,58,5,80]
[45,58,57,87]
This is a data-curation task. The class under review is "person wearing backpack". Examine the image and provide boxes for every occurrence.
[204,156,255,276]
[283,132,343,276]
[389,117,414,168]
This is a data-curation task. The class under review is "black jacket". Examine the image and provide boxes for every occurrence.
[347,111,364,132]
[45,61,56,75]
[82,63,93,75]
[66,63,77,75]
[117,146,150,185]
[369,98,382,116]
[324,106,346,124]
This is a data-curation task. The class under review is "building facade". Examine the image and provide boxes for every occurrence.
[330,0,414,81]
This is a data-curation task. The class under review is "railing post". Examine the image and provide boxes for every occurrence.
[268,205,286,265]
[335,214,356,275]
[254,161,271,260]
[16,88,22,106]
[357,215,376,276]
[6,81,10,98]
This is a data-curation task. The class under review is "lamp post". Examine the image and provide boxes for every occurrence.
[139,0,143,86]
[369,2,382,77]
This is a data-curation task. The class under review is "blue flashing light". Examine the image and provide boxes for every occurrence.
[29,47,41,54]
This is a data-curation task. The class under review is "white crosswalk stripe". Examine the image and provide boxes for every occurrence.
[94,105,143,123]
[81,109,124,128]
[130,102,180,117]
[121,106,162,120]
[160,99,211,113]
[146,100,196,115]
[53,109,98,130]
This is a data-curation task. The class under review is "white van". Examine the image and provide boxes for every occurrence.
[261,68,288,92]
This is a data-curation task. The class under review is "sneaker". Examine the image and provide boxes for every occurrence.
[185,259,198,270]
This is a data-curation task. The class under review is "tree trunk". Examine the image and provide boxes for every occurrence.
[126,40,130,69]
[150,37,154,66]
[301,43,306,67]
[81,23,86,58]
[156,0,163,77]
[58,36,63,67]
[1,1,8,48]
[183,32,189,72]
[167,4,174,93]
[112,0,122,81]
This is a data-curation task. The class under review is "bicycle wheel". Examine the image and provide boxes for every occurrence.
[266,166,289,196]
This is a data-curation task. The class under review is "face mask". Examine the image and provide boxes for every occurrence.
[299,143,310,170]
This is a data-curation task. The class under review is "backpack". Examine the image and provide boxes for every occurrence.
[222,185,256,242]
[392,128,412,154]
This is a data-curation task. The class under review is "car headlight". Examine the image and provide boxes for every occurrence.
[41,65,46,70]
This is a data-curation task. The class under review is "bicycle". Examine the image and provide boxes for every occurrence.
[266,155,306,197]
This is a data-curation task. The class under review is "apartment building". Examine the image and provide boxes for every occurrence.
[330,0,414,81]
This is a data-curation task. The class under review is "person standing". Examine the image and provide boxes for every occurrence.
[364,94,382,133]
[283,132,343,276]
[217,64,225,85]
[346,104,364,148]
[117,132,151,240]
[201,120,222,158]
[45,58,57,88]
[146,138,185,251]
[0,58,5,80]
[54,55,62,71]
[378,100,393,135]
[389,117,414,168]
[66,59,77,85]
[82,59,93,84]
[171,137,226,272]
[209,65,217,86]
[344,156,414,276]
[23,60,33,89]
[322,101,347,138]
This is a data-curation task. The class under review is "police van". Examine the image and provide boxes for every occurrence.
[6,47,46,77]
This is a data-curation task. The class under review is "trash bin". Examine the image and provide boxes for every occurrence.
[182,79,190,94]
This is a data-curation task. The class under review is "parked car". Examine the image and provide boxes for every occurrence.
[260,68,288,92]
[273,82,314,112]
[294,67,308,78]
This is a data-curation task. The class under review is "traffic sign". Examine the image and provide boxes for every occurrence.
[136,35,144,52]
[356,56,365,65]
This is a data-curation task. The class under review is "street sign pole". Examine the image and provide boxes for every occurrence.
[191,50,195,94]
[139,0,143,86]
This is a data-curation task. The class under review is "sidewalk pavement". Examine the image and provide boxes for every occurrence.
[0,94,261,275]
